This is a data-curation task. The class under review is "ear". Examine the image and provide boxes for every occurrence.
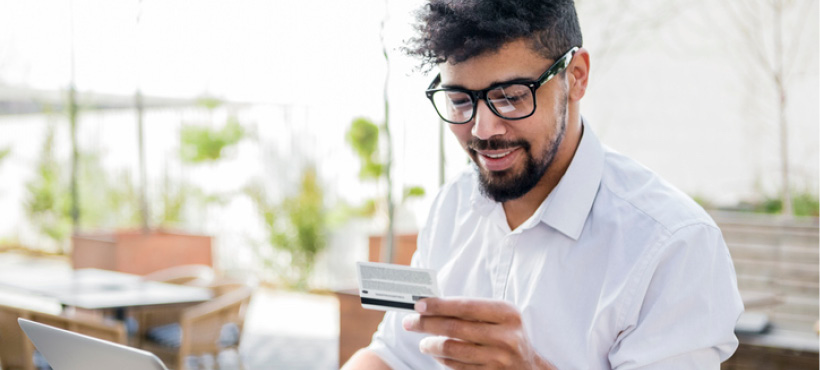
[567,48,590,102]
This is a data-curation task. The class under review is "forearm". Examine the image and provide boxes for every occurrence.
[342,349,392,370]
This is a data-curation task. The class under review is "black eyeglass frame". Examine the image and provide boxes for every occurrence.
[425,46,579,124]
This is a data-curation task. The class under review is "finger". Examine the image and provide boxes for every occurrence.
[417,297,520,324]
[404,314,498,345]
[436,357,484,370]
[419,336,498,365]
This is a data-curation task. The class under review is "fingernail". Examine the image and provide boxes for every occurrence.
[402,315,413,330]
[415,300,426,313]
[419,337,431,354]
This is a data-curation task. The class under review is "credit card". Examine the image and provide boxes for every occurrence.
[356,261,440,313]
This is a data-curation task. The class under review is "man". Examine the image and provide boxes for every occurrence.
[345,0,743,368]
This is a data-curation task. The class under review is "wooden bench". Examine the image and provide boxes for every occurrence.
[711,211,819,369]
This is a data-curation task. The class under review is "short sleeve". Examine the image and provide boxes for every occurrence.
[608,223,744,369]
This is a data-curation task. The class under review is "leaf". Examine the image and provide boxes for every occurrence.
[0,146,10,163]
[360,160,384,180]
[180,119,245,163]
[196,95,223,110]
[347,117,380,160]
[403,186,426,201]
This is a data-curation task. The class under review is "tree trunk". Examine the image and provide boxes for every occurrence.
[380,0,395,263]
[136,0,150,232]
[69,84,79,236]
[136,89,150,232]
[68,0,80,245]
[773,0,792,216]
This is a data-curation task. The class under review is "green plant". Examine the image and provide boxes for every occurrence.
[403,186,426,201]
[346,117,426,205]
[247,166,328,290]
[25,125,72,249]
[23,123,218,249]
[159,176,187,227]
[347,117,384,180]
[0,146,10,165]
[196,95,223,110]
[792,192,819,217]
[180,116,245,163]
[754,192,819,217]
[155,171,222,229]
[76,151,141,229]
[689,194,714,210]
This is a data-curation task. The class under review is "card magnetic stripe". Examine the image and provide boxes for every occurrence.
[361,297,416,310]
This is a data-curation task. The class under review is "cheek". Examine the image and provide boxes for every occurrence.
[448,123,473,149]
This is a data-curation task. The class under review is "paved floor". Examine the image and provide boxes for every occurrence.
[0,251,342,370]
[240,289,339,370]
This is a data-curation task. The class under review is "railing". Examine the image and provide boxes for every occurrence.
[713,210,819,333]
[713,211,819,369]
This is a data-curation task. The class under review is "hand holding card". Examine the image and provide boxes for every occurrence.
[356,261,440,312]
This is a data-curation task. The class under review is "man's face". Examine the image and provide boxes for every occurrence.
[439,39,569,203]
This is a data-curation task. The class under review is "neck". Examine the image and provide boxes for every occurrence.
[502,110,583,230]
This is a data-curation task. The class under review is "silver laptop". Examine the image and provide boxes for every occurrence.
[18,318,169,370]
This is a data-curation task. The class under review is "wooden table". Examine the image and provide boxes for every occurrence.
[0,268,212,311]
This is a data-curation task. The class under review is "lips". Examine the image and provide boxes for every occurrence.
[475,147,522,172]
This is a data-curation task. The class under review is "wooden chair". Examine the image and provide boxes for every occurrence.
[136,282,253,370]
[130,264,220,347]
[131,276,248,343]
[0,304,126,370]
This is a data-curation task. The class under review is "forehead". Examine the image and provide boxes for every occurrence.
[438,39,552,90]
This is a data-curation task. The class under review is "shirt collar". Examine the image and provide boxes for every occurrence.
[469,166,495,213]
[539,119,604,240]
[470,118,604,240]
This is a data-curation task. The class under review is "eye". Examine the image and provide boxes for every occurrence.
[501,85,530,102]
[444,92,472,109]
[450,97,469,105]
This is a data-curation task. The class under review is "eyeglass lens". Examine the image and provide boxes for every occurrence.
[431,84,535,123]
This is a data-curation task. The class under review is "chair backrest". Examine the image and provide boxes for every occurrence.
[207,276,250,297]
[177,286,253,369]
[142,264,215,287]
[0,304,35,370]
[0,304,126,370]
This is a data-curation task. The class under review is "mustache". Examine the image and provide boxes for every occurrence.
[468,137,530,152]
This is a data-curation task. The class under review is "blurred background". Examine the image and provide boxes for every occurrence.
[0,0,817,369]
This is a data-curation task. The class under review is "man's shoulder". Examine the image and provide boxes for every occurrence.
[598,147,717,234]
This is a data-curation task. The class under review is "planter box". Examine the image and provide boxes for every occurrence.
[368,234,417,266]
[335,233,419,367]
[71,230,212,275]
[335,288,385,367]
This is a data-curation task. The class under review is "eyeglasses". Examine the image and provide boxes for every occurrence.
[425,47,578,124]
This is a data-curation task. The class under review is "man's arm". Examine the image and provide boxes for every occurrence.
[608,223,743,368]
[341,349,392,370]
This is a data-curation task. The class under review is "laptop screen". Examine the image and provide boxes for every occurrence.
[18,318,168,370]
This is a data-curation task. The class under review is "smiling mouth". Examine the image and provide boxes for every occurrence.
[482,150,514,159]
[472,147,522,172]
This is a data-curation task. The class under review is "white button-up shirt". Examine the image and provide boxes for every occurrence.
[367,122,744,369]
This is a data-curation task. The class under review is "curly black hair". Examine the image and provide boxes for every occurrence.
[405,0,582,71]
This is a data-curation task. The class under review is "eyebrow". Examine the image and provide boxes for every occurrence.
[440,75,536,90]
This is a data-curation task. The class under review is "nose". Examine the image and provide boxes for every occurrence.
[471,99,506,140]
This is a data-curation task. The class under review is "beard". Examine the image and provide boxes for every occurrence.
[469,97,568,203]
